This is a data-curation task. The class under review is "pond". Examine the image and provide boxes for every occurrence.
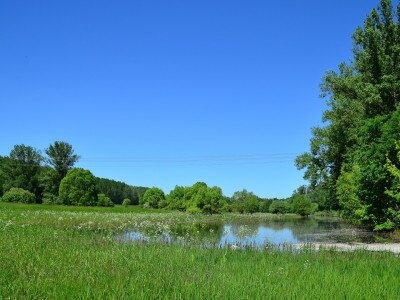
[123,216,384,248]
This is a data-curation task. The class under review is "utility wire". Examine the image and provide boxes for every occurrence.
[1,153,301,167]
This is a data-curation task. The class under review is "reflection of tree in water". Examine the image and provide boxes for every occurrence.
[228,224,258,240]
[227,218,357,243]
[129,216,375,246]
[167,221,225,245]
[279,218,372,243]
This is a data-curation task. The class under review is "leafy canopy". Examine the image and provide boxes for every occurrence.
[296,0,400,229]
[59,168,98,206]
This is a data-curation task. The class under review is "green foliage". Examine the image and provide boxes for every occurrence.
[0,145,43,200]
[39,167,60,200]
[96,177,147,205]
[122,198,131,206]
[336,165,365,224]
[2,207,400,299]
[166,186,187,211]
[243,195,260,214]
[308,183,331,211]
[141,187,166,208]
[0,156,6,197]
[45,141,79,186]
[269,200,291,214]
[1,188,36,203]
[42,193,62,205]
[291,194,314,216]
[259,199,272,213]
[183,182,208,212]
[296,0,400,229]
[165,182,228,214]
[97,193,114,207]
[199,186,227,214]
[1,142,147,207]
[381,144,400,230]
[59,168,98,206]
[230,190,261,214]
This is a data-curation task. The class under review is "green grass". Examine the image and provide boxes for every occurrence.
[0,202,165,214]
[1,203,399,299]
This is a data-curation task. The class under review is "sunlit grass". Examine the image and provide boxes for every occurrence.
[1,203,399,299]
[0,202,164,214]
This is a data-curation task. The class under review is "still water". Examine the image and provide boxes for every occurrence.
[124,217,381,248]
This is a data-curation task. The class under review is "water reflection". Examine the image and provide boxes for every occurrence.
[124,217,379,248]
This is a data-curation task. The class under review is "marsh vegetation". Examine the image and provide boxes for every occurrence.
[1,203,400,299]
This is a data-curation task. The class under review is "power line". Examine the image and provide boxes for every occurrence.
[79,153,300,163]
[1,153,301,167]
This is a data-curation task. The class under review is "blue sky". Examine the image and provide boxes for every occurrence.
[0,0,379,198]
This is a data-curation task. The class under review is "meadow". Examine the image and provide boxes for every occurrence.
[1,203,400,299]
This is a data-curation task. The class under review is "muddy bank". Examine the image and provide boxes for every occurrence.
[294,243,400,254]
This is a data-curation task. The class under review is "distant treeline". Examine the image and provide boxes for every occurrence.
[0,142,316,216]
[140,184,316,216]
[0,142,148,207]
[96,178,148,205]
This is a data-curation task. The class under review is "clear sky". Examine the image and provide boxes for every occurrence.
[0,0,379,198]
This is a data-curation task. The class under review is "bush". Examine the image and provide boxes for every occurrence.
[122,198,131,206]
[291,194,314,216]
[336,165,364,224]
[166,186,187,211]
[42,193,63,205]
[59,168,98,206]
[201,187,228,214]
[1,188,36,204]
[259,199,272,213]
[269,200,291,214]
[97,194,114,207]
[242,195,260,214]
[230,190,260,213]
[141,187,166,208]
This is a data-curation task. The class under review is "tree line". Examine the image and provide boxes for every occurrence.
[137,184,315,216]
[0,142,148,207]
[0,142,315,215]
[296,0,400,230]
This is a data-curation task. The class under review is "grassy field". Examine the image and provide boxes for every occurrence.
[0,202,166,214]
[1,203,400,299]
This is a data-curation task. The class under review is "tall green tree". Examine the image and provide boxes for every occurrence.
[39,166,60,202]
[383,144,400,229]
[0,145,43,200]
[45,141,80,183]
[140,187,166,208]
[165,185,187,210]
[231,189,261,213]
[59,168,98,206]
[199,186,227,214]
[297,0,400,229]
[0,156,6,197]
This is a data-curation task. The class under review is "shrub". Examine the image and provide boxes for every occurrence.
[59,168,98,206]
[42,193,63,205]
[1,188,36,204]
[141,187,166,208]
[122,198,131,206]
[242,195,260,214]
[230,190,261,214]
[97,194,114,207]
[291,194,314,216]
[269,200,291,214]
[259,199,272,213]
[200,186,227,214]
[336,165,364,224]
[166,186,187,211]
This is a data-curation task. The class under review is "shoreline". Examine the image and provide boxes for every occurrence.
[293,243,400,254]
